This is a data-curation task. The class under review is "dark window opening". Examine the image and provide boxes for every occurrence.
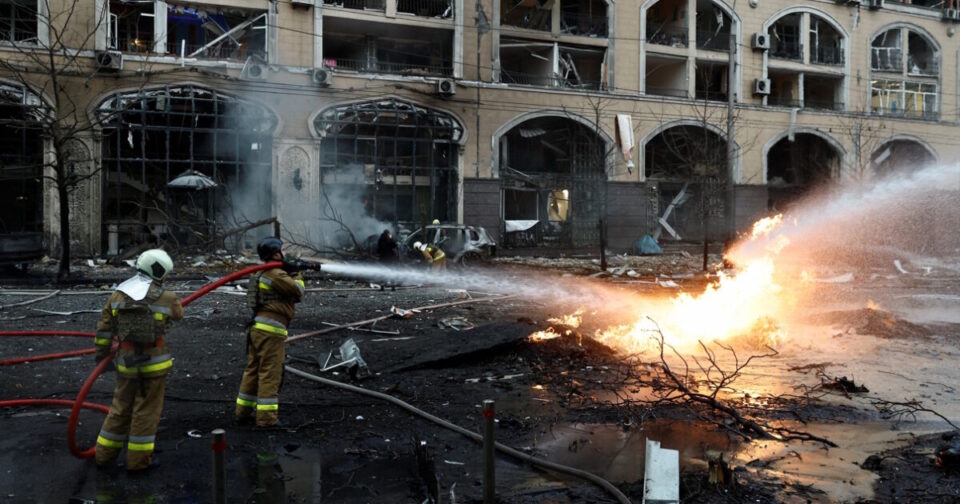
[803,74,842,111]
[322,0,386,12]
[167,3,266,60]
[560,0,608,37]
[397,0,452,18]
[769,13,801,61]
[646,56,687,98]
[499,38,605,90]
[0,0,37,43]
[98,85,277,252]
[109,0,155,52]
[872,140,935,178]
[695,0,731,52]
[694,62,727,102]
[810,18,842,65]
[501,0,553,32]
[323,20,453,77]
[315,99,462,229]
[907,31,938,77]
[768,71,799,107]
[646,0,688,47]
[766,133,839,211]
[871,28,902,73]
[0,83,44,236]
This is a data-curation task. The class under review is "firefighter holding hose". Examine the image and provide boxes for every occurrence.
[235,237,317,428]
[94,249,183,471]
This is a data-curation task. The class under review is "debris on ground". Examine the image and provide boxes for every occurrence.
[438,316,474,331]
[821,376,869,393]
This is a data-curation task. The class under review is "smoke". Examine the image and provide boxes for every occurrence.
[282,183,393,252]
[729,163,960,271]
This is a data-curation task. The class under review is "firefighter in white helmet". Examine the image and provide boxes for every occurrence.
[414,241,447,271]
[94,249,183,471]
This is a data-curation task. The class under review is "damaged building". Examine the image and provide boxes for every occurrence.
[1,0,959,261]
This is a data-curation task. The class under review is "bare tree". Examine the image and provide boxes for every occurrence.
[0,0,153,279]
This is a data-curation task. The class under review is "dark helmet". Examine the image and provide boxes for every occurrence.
[257,236,283,262]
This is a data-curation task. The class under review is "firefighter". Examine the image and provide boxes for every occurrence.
[414,241,447,271]
[235,237,306,428]
[94,249,183,471]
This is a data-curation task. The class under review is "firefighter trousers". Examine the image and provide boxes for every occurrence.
[95,374,166,470]
[235,328,285,427]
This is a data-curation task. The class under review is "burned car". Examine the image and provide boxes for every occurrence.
[402,224,496,265]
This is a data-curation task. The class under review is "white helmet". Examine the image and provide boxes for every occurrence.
[413,241,423,251]
[136,249,174,281]
[419,244,429,252]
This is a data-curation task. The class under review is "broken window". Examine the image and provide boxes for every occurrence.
[768,13,801,61]
[499,38,605,90]
[872,140,936,177]
[695,0,730,52]
[694,62,727,101]
[108,1,155,52]
[871,29,901,73]
[0,0,37,43]
[315,99,462,227]
[871,79,937,119]
[166,3,266,60]
[501,0,553,32]
[810,18,842,65]
[768,71,799,107]
[907,31,938,77]
[500,117,606,248]
[560,0,607,37]
[98,85,276,251]
[645,56,687,97]
[0,83,44,236]
[646,0,687,47]
[397,0,452,18]
[323,20,453,76]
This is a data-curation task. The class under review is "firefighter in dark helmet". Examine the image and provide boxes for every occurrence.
[94,249,183,471]
[235,237,306,428]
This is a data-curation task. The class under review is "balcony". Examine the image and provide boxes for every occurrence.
[560,12,608,37]
[907,56,939,77]
[696,30,730,52]
[770,40,802,61]
[646,27,688,48]
[812,45,843,66]
[323,0,387,10]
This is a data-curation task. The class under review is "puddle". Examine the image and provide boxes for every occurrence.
[531,420,739,484]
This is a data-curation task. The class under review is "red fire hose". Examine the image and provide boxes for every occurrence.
[0,261,282,459]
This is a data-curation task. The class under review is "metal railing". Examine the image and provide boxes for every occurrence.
[560,12,608,37]
[646,86,688,98]
[871,47,902,72]
[323,0,386,11]
[501,5,552,31]
[803,99,844,111]
[646,27,688,47]
[397,0,452,18]
[812,45,843,66]
[873,107,939,120]
[325,58,453,76]
[500,70,602,90]
[770,40,802,61]
[695,30,730,52]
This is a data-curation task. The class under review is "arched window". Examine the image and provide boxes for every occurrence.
[869,26,939,120]
[97,85,277,249]
[314,99,463,226]
[763,9,846,111]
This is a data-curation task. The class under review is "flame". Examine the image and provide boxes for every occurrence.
[547,309,583,328]
[547,213,797,354]
[867,299,881,310]
[528,329,562,342]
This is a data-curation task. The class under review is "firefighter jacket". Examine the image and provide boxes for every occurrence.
[422,246,446,264]
[95,283,184,378]
[247,267,304,336]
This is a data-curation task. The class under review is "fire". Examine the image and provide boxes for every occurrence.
[544,214,796,354]
[527,309,584,342]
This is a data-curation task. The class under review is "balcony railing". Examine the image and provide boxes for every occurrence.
[397,0,452,18]
[871,47,902,72]
[803,99,844,111]
[501,5,552,32]
[812,45,843,66]
[646,86,688,98]
[907,57,940,77]
[646,27,688,48]
[560,12,608,37]
[324,58,452,76]
[872,107,939,120]
[696,30,730,52]
[323,0,386,11]
[770,40,802,61]
[500,69,601,90]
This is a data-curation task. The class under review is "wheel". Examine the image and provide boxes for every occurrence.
[458,252,483,268]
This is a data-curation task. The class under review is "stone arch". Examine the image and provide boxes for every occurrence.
[764,128,845,212]
[640,119,741,182]
[492,110,615,178]
[871,135,938,178]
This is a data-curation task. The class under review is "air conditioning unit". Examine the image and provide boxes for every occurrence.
[290,0,314,6]
[241,57,268,81]
[753,78,770,96]
[437,78,456,96]
[95,51,123,72]
[751,33,769,51]
[312,68,333,87]
[865,0,883,9]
